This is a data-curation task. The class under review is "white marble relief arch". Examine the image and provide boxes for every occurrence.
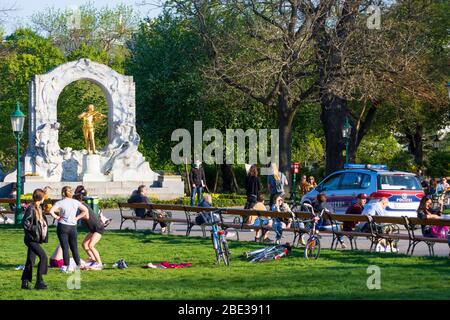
[24,58,158,183]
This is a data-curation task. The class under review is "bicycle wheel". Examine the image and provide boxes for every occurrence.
[211,232,221,264]
[220,239,230,266]
[304,236,321,259]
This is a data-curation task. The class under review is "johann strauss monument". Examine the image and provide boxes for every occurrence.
[4,59,183,198]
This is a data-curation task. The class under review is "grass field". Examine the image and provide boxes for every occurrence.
[0,225,449,300]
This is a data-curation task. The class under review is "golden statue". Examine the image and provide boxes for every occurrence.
[78,104,107,154]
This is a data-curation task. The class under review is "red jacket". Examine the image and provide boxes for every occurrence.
[343,203,364,231]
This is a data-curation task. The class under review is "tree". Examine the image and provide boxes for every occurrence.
[307,0,447,174]
[126,12,274,192]
[31,3,140,55]
[0,29,65,169]
[170,0,319,184]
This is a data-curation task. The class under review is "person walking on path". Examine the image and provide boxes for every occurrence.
[49,186,88,273]
[21,189,49,290]
[190,160,206,206]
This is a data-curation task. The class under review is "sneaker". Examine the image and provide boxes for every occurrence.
[263,238,273,243]
[59,266,69,273]
[341,243,347,249]
[161,227,167,233]
[35,281,48,290]
[275,239,281,245]
[375,243,385,252]
[89,263,103,270]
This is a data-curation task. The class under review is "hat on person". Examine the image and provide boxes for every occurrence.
[357,193,368,199]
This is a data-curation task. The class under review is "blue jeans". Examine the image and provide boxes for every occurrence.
[272,219,284,240]
[190,187,203,206]
[253,218,270,227]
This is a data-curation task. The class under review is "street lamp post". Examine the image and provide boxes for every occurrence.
[10,102,25,225]
[342,117,352,165]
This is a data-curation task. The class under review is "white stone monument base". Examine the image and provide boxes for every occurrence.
[22,178,184,200]
[81,154,110,182]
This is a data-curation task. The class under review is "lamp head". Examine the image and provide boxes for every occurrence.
[10,102,25,136]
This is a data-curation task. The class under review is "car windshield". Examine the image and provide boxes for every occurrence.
[378,174,422,190]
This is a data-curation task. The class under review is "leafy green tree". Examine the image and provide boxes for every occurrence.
[0,29,65,170]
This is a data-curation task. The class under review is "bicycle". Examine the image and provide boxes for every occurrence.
[244,244,291,263]
[297,208,326,260]
[208,209,231,266]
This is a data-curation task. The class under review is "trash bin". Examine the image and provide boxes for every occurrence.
[84,196,100,217]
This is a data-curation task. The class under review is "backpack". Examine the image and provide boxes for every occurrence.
[114,259,128,269]
[195,212,220,225]
[274,175,284,193]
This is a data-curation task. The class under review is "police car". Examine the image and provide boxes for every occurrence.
[301,164,424,217]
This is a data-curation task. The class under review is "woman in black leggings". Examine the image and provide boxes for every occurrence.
[49,186,88,272]
[22,189,49,290]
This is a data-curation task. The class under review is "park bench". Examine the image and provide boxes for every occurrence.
[117,202,311,242]
[326,212,450,256]
[403,216,450,256]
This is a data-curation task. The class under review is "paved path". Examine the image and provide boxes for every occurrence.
[100,209,450,258]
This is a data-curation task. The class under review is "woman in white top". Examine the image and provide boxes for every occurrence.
[49,186,88,272]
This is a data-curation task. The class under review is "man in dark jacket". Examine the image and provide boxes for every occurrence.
[343,193,367,231]
[128,185,168,232]
[128,185,151,218]
[189,161,206,206]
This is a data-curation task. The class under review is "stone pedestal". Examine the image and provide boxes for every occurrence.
[81,154,110,182]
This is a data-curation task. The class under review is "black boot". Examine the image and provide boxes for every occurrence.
[21,280,31,290]
[35,281,48,290]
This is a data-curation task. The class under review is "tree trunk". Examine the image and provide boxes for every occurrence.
[220,163,235,193]
[347,103,379,163]
[405,125,423,166]
[213,164,219,193]
[278,96,296,195]
[321,93,348,175]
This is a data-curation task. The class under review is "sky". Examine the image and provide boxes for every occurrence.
[0,0,162,35]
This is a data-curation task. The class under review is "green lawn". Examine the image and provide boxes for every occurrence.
[0,225,449,300]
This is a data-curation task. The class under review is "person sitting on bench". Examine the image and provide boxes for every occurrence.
[247,193,273,242]
[344,193,367,231]
[358,197,397,252]
[314,193,346,249]
[128,185,168,233]
[417,196,449,239]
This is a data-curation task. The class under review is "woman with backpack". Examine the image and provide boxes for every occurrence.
[267,163,288,209]
[21,189,49,290]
